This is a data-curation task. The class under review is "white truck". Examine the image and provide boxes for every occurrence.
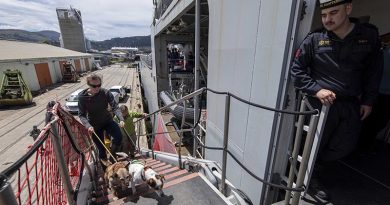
[109,85,127,101]
[110,90,120,104]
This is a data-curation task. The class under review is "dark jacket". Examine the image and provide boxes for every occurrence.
[291,21,383,106]
[78,88,124,129]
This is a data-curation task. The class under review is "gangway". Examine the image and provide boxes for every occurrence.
[0,100,238,205]
[0,88,323,205]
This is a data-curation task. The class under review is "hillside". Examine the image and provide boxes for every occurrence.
[90,36,151,51]
[0,29,151,51]
[0,29,60,46]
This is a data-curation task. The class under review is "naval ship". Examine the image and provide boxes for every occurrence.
[0,0,389,205]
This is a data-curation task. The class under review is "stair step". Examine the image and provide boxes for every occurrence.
[154,164,172,172]
[158,166,180,175]
[145,160,162,166]
[144,158,155,162]
[92,157,200,205]
[164,173,199,189]
[164,169,189,180]
[150,162,167,169]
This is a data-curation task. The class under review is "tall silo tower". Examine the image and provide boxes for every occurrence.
[56,7,87,53]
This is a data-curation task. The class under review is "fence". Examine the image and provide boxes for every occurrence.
[0,103,96,205]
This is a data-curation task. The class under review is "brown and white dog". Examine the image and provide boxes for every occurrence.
[104,160,131,199]
[128,160,165,196]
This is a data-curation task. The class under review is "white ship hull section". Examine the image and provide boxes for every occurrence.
[206,1,295,204]
[154,0,194,36]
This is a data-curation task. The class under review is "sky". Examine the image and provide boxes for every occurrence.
[0,0,153,41]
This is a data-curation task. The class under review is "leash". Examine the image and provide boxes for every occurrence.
[122,127,137,147]
[121,126,147,163]
[92,131,118,163]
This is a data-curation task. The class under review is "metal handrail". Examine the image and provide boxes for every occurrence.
[134,87,206,123]
[133,87,322,194]
[135,87,318,124]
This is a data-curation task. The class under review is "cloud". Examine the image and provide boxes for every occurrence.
[0,0,153,40]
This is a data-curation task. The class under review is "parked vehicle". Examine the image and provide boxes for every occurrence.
[124,85,131,93]
[93,62,103,70]
[64,89,83,114]
[109,85,128,101]
[111,91,120,104]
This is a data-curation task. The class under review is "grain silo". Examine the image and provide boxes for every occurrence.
[56,7,87,53]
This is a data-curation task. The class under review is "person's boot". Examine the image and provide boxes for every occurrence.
[309,176,330,200]
[309,164,330,200]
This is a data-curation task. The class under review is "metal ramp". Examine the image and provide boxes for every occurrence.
[92,157,230,205]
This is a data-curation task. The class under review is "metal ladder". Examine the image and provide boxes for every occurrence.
[282,96,329,205]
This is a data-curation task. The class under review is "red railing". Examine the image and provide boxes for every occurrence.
[0,102,95,205]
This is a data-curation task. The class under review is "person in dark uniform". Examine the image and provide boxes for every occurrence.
[185,51,195,72]
[29,125,41,141]
[78,73,125,162]
[358,41,390,153]
[45,101,56,125]
[290,0,383,200]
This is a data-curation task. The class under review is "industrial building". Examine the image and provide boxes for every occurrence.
[56,7,87,53]
[0,40,92,91]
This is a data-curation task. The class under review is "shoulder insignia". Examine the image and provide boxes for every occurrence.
[318,39,331,46]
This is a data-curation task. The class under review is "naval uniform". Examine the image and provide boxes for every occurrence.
[291,20,383,161]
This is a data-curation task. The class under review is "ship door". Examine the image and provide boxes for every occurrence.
[265,0,325,203]
[271,1,390,204]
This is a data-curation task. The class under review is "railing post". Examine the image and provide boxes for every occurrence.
[50,121,75,205]
[220,94,231,195]
[151,114,156,159]
[0,180,18,205]
[291,113,320,205]
[137,120,141,151]
[193,0,201,158]
[178,101,187,169]
[284,98,307,204]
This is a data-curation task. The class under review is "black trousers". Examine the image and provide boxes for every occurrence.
[358,94,390,151]
[308,97,362,162]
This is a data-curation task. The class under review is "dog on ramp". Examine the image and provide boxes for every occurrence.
[104,160,131,199]
[128,159,165,197]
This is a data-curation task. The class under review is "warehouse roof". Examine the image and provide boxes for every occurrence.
[0,40,91,61]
